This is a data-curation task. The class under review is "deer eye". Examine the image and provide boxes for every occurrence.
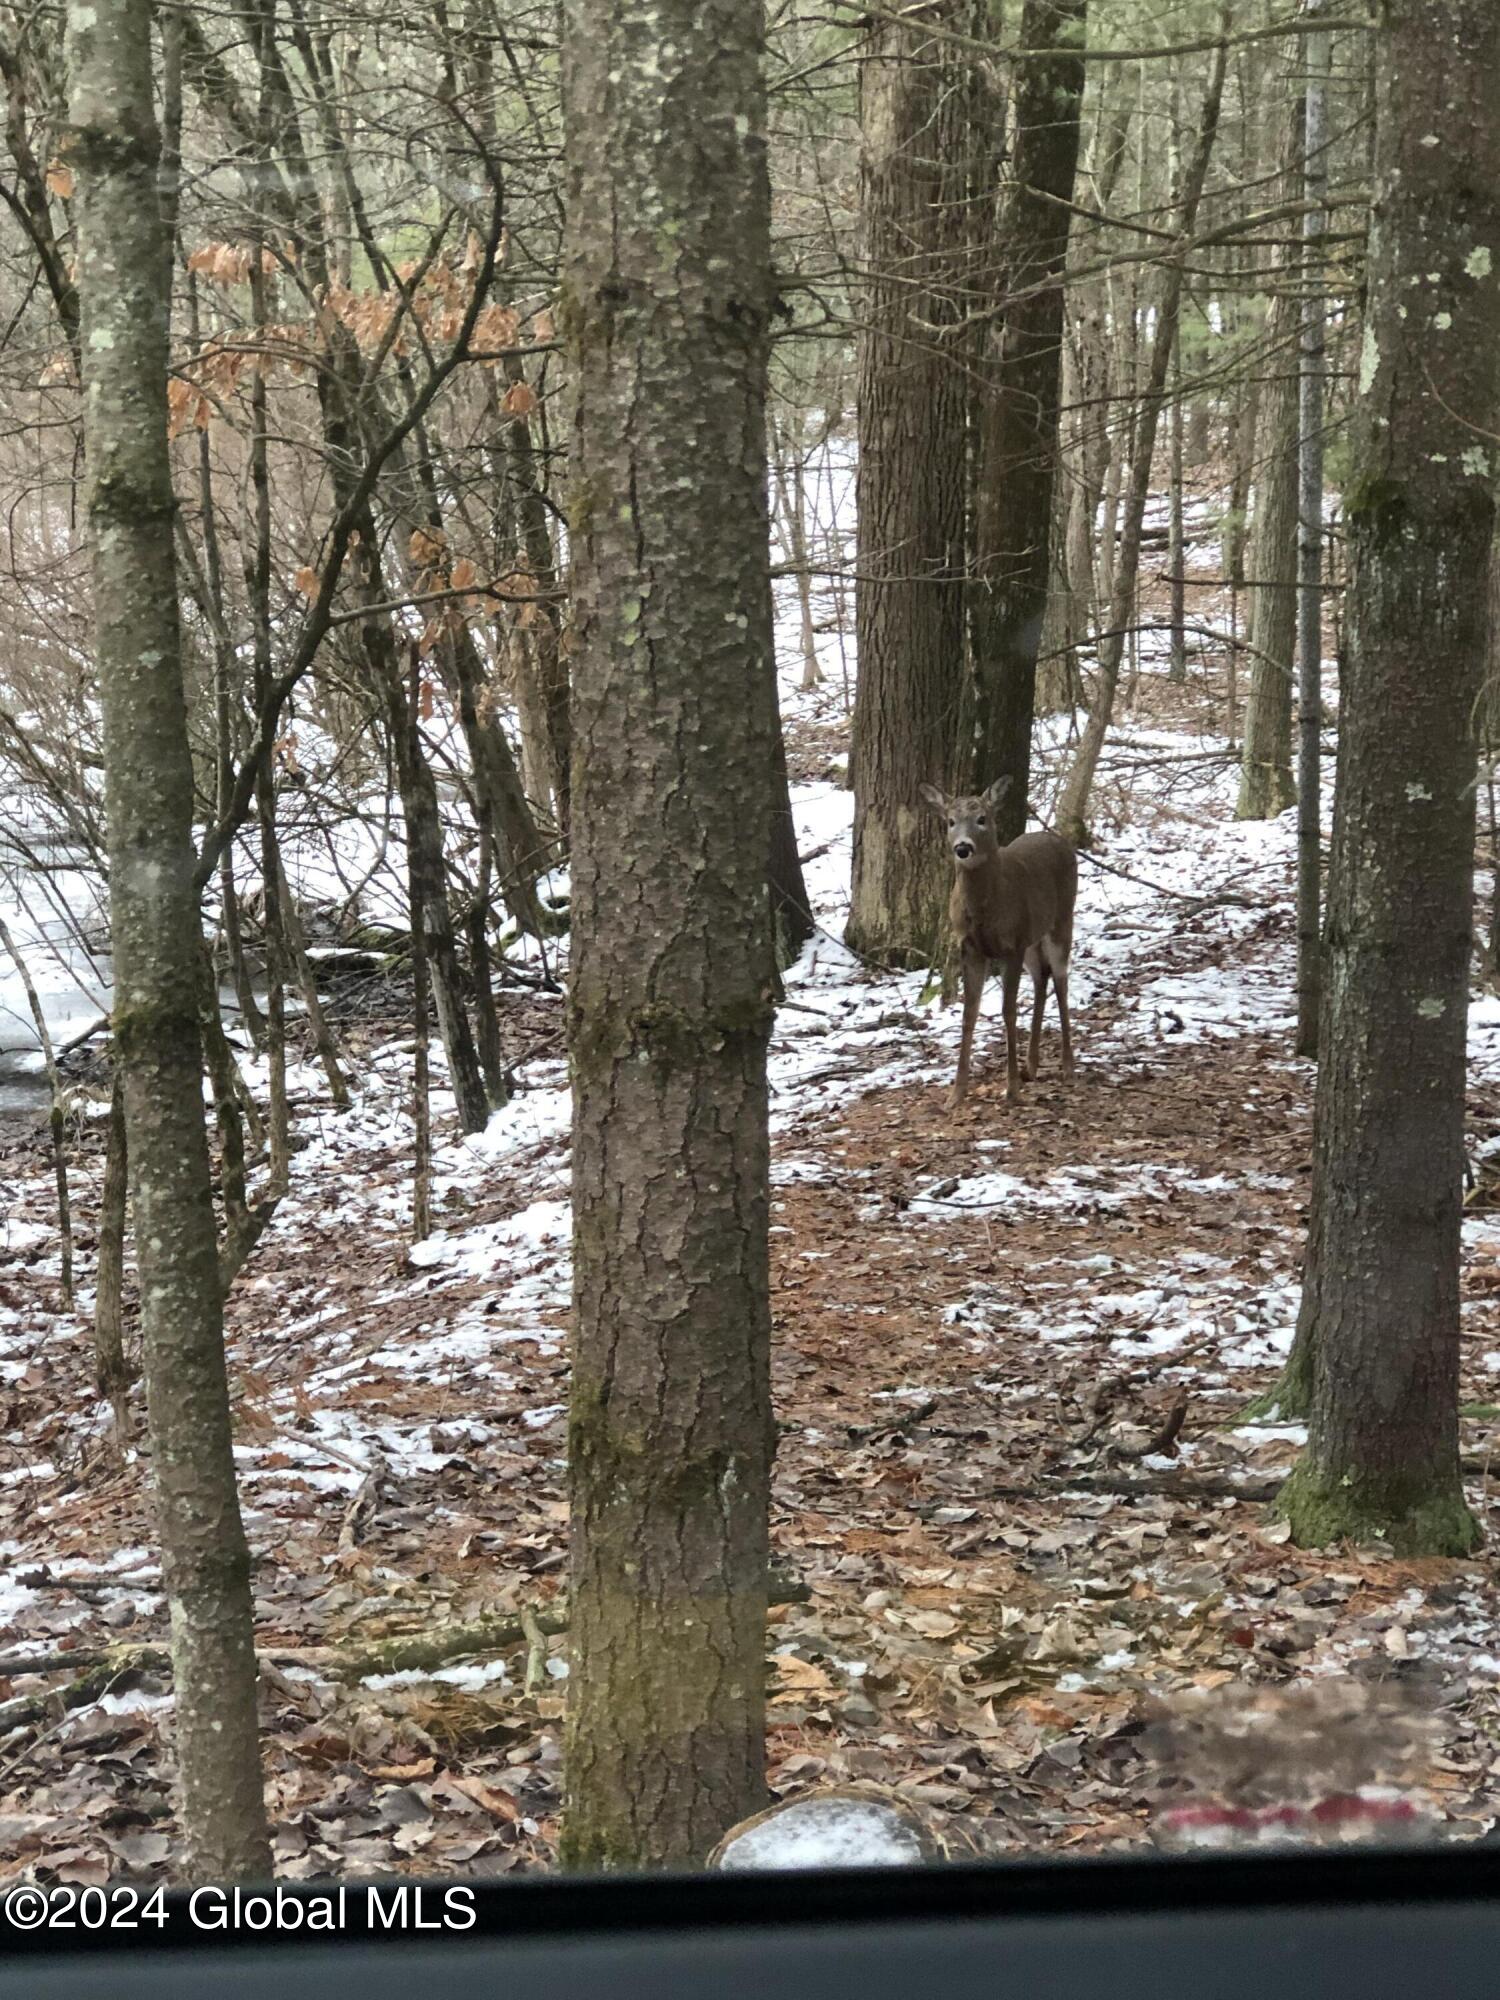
[976,816,987,827]
[946,816,954,827]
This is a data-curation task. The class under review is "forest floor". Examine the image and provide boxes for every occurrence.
[6,611,1500,1879]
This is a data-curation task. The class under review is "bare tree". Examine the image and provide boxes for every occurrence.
[970,0,1087,839]
[1280,0,1500,1556]
[845,4,970,965]
[66,0,270,1878]
[561,0,778,1867]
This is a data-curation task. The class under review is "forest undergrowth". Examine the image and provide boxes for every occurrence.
[4,646,1500,1878]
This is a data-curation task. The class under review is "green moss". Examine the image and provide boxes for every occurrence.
[1243,1340,1314,1422]
[1342,473,1406,531]
[569,992,773,1077]
[568,1379,761,1510]
[1277,1458,1481,1557]
[111,1000,201,1065]
[557,1821,640,1872]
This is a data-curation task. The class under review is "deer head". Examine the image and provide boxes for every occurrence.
[920,775,1012,872]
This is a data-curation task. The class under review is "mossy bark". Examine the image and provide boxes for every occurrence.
[1278,1459,1480,1558]
[1282,0,1500,1558]
[560,0,778,1869]
[67,0,270,1881]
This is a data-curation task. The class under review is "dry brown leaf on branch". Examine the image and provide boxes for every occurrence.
[45,159,74,200]
[293,565,320,600]
[502,379,537,420]
[166,378,212,439]
[474,304,521,352]
[410,525,446,571]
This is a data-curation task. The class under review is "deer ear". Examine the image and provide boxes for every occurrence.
[919,783,949,815]
[982,774,1013,813]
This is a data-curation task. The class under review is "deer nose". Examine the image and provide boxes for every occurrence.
[953,841,973,860]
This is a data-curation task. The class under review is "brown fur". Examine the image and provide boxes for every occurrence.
[921,778,1078,1104]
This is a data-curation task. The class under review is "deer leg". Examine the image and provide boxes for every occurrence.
[1050,949,1075,1078]
[1000,956,1024,1103]
[952,944,986,1105]
[1028,961,1048,1079]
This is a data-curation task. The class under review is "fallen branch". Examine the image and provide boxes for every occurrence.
[1001,1446,1500,1511]
[519,1604,551,1695]
[1113,1395,1190,1462]
[338,1455,385,1554]
[0,1569,812,1717]
[993,1470,1283,1504]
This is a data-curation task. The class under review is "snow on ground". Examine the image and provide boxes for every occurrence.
[3,444,1500,1872]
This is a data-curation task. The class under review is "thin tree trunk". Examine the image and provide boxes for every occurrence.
[94,1072,131,1438]
[769,689,814,968]
[500,350,571,834]
[273,848,350,1108]
[561,0,777,1868]
[1280,0,1500,1556]
[407,649,433,1244]
[0,915,73,1307]
[245,248,290,1187]
[1296,5,1332,1058]
[67,0,270,1879]
[1055,24,1230,844]
[387,681,492,1136]
[188,267,263,1050]
[1168,340,1187,685]
[970,0,1087,836]
[466,821,509,1106]
[1166,80,1187,687]
[769,411,823,691]
[1237,195,1302,822]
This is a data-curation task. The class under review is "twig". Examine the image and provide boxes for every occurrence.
[992,1469,1283,1503]
[1114,1395,1190,1461]
[519,1604,550,1694]
[337,1455,385,1553]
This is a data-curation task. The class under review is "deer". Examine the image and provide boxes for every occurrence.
[919,775,1078,1107]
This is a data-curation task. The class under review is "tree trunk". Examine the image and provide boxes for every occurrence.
[1280,0,1500,1556]
[386,677,492,1137]
[561,0,777,1869]
[970,0,1086,839]
[845,3,970,964]
[406,650,433,1245]
[0,915,73,1308]
[1055,28,1229,844]
[1237,282,1301,818]
[94,1072,131,1437]
[500,350,571,834]
[1295,8,1333,1059]
[67,0,270,1879]
[1167,338,1188,685]
[769,691,815,968]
